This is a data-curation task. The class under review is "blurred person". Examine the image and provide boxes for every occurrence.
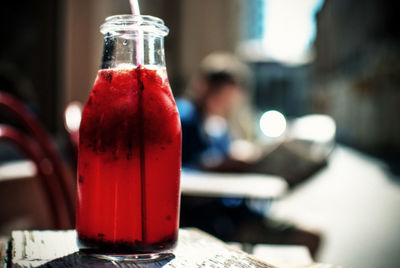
[176,52,260,245]
[177,52,255,171]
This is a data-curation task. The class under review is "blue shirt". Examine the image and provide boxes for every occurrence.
[176,98,230,168]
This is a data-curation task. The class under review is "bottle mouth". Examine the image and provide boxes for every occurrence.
[100,15,169,37]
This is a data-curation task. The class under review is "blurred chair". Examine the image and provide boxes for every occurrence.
[0,125,70,229]
[0,92,75,229]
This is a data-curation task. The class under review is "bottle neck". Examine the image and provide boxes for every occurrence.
[101,34,166,69]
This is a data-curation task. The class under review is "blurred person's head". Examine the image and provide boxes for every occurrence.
[188,52,251,118]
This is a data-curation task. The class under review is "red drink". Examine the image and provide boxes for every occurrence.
[76,66,181,254]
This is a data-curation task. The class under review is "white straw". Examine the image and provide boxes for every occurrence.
[129,0,141,16]
[129,0,143,65]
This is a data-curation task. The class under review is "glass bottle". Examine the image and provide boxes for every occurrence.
[76,15,181,260]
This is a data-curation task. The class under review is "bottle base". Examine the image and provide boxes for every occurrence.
[77,234,177,262]
[80,251,175,262]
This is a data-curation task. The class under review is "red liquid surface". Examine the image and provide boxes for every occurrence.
[76,66,181,253]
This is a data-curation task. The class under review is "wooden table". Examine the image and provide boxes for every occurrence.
[1,228,275,267]
[0,229,344,268]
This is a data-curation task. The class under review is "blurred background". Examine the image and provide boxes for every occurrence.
[0,0,399,267]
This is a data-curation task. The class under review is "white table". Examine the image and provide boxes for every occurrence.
[181,169,287,199]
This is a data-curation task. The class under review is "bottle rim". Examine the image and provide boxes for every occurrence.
[100,15,169,37]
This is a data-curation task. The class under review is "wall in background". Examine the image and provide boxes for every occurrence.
[312,0,400,152]
[0,0,61,132]
[63,0,242,104]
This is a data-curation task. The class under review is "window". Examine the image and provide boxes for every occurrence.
[239,0,324,64]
